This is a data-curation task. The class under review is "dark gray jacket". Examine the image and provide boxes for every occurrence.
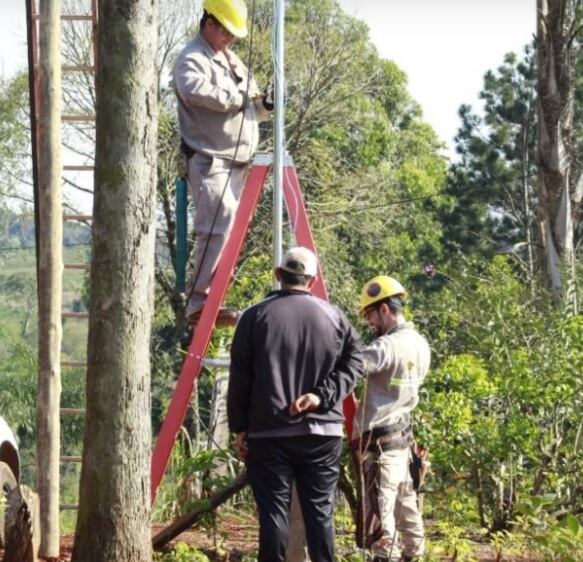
[227,289,363,434]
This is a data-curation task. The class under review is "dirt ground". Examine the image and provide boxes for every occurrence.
[46,516,541,562]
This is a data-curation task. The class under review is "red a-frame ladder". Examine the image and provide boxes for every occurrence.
[151,153,357,501]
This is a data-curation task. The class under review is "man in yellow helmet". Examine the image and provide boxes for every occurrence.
[354,276,430,562]
[173,0,273,324]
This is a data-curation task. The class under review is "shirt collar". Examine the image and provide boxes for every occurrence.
[196,33,238,71]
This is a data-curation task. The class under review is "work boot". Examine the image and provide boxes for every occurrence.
[186,307,239,327]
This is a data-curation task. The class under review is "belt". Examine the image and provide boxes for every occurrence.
[362,416,413,452]
[370,432,412,452]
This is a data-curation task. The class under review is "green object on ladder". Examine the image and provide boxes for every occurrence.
[176,178,187,292]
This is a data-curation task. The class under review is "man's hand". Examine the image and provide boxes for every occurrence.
[289,393,321,416]
[262,83,274,111]
[235,431,248,461]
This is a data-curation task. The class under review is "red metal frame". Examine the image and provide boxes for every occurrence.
[151,160,358,501]
[151,164,270,499]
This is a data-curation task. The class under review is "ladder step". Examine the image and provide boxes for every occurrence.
[62,65,96,73]
[32,14,93,21]
[60,504,79,511]
[64,263,90,270]
[62,114,95,122]
[63,165,95,172]
[63,214,92,222]
[60,408,85,415]
[61,360,87,368]
[62,311,89,319]
[60,456,82,463]
[202,357,230,369]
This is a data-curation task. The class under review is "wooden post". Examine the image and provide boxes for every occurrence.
[36,0,63,557]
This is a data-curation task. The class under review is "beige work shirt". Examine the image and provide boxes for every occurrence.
[352,321,431,439]
[173,34,271,163]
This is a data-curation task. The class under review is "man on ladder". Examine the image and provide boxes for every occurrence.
[173,0,274,325]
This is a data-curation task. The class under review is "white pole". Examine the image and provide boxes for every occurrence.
[272,0,284,280]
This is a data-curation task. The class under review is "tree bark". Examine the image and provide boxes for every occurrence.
[71,0,158,560]
[536,0,581,312]
[36,0,63,557]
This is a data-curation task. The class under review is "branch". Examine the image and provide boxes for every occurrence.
[152,470,248,550]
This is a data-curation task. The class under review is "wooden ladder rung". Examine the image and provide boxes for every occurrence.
[62,311,89,319]
[60,456,82,463]
[64,263,90,270]
[62,65,95,73]
[63,214,92,222]
[60,408,86,415]
[62,114,95,122]
[63,165,95,171]
[61,360,87,368]
[32,14,93,22]
[60,504,79,511]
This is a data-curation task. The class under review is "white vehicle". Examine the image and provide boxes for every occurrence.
[0,416,39,562]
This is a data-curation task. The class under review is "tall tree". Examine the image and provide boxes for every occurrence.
[536,0,582,311]
[71,0,158,560]
[444,48,538,274]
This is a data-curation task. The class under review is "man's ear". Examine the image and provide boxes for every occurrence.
[379,302,390,317]
[307,276,317,289]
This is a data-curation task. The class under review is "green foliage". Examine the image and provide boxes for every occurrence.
[513,495,583,561]
[417,256,583,533]
[154,542,211,562]
[0,73,31,197]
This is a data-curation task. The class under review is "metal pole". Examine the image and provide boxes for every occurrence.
[175,178,188,292]
[272,0,285,280]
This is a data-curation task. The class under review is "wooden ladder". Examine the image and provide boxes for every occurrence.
[27,0,98,514]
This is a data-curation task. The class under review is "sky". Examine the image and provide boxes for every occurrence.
[1,0,536,160]
[337,0,536,157]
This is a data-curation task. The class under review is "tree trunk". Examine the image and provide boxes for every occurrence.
[36,0,63,557]
[536,0,582,313]
[71,0,158,560]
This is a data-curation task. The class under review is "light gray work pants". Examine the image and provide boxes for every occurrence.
[365,447,425,560]
[185,154,248,316]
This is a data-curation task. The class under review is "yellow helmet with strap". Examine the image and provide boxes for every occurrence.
[203,0,248,38]
[359,276,407,315]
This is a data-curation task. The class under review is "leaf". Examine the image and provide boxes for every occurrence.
[561,515,581,535]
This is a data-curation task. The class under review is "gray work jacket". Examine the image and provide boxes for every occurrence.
[173,34,271,163]
[352,321,431,439]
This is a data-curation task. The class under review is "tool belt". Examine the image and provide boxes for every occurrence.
[361,415,412,453]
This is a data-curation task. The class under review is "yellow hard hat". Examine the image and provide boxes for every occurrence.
[359,275,407,315]
[204,0,248,38]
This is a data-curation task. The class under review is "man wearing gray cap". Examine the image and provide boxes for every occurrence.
[227,246,363,562]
